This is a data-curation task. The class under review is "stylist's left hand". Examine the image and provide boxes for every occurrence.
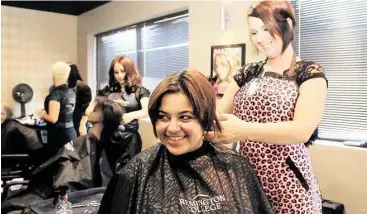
[122,113,134,124]
[36,109,46,118]
[204,113,245,144]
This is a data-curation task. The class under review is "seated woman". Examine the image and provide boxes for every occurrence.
[30,97,127,197]
[1,106,43,155]
[98,69,274,214]
[37,62,77,162]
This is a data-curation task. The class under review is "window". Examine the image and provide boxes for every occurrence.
[96,11,189,92]
[292,1,367,143]
[96,28,138,89]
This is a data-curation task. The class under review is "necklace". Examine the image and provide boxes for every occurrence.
[247,78,261,96]
[247,55,297,96]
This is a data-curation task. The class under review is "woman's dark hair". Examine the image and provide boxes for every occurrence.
[68,64,83,88]
[148,69,221,138]
[305,128,318,147]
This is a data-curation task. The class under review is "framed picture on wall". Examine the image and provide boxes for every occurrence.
[210,43,246,98]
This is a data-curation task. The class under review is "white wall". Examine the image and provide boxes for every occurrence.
[189,1,264,77]
[77,2,367,214]
[1,6,77,116]
[310,144,367,214]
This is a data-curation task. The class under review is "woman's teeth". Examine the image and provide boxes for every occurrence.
[167,136,185,141]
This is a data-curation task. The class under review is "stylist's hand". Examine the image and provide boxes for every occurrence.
[122,113,134,125]
[79,116,88,136]
[36,109,46,118]
[204,113,246,144]
[79,126,87,136]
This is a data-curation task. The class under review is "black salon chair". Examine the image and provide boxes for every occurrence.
[1,154,34,201]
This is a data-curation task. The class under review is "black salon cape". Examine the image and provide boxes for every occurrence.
[30,130,140,198]
[1,119,43,154]
[99,141,274,214]
[30,133,112,198]
[1,131,140,213]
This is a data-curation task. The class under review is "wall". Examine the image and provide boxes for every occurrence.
[1,6,77,116]
[310,144,367,214]
[77,1,367,214]
[189,1,264,77]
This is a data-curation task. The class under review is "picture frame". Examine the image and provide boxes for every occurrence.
[210,43,246,98]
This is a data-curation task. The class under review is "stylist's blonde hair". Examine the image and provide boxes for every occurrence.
[52,61,71,85]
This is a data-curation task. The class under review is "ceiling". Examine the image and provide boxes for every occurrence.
[1,1,110,16]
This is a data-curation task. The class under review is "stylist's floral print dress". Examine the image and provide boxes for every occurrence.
[233,60,327,213]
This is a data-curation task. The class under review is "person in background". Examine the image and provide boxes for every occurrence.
[205,1,327,213]
[67,64,92,136]
[98,69,274,214]
[79,56,150,163]
[1,105,12,124]
[1,105,14,152]
[1,105,44,155]
[37,61,77,161]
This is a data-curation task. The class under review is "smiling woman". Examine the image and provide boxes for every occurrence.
[98,69,275,214]
[155,92,204,155]
[148,69,221,155]
[209,1,328,213]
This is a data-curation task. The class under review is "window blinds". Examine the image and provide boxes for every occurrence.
[96,11,189,90]
[96,28,138,89]
[141,14,189,78]
[296,1,367,142]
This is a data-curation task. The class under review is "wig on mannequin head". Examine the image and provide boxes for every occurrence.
[52,61,71,85]
[93,96,126,141]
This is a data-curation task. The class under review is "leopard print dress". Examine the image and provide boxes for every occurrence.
[233,60,327,214]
